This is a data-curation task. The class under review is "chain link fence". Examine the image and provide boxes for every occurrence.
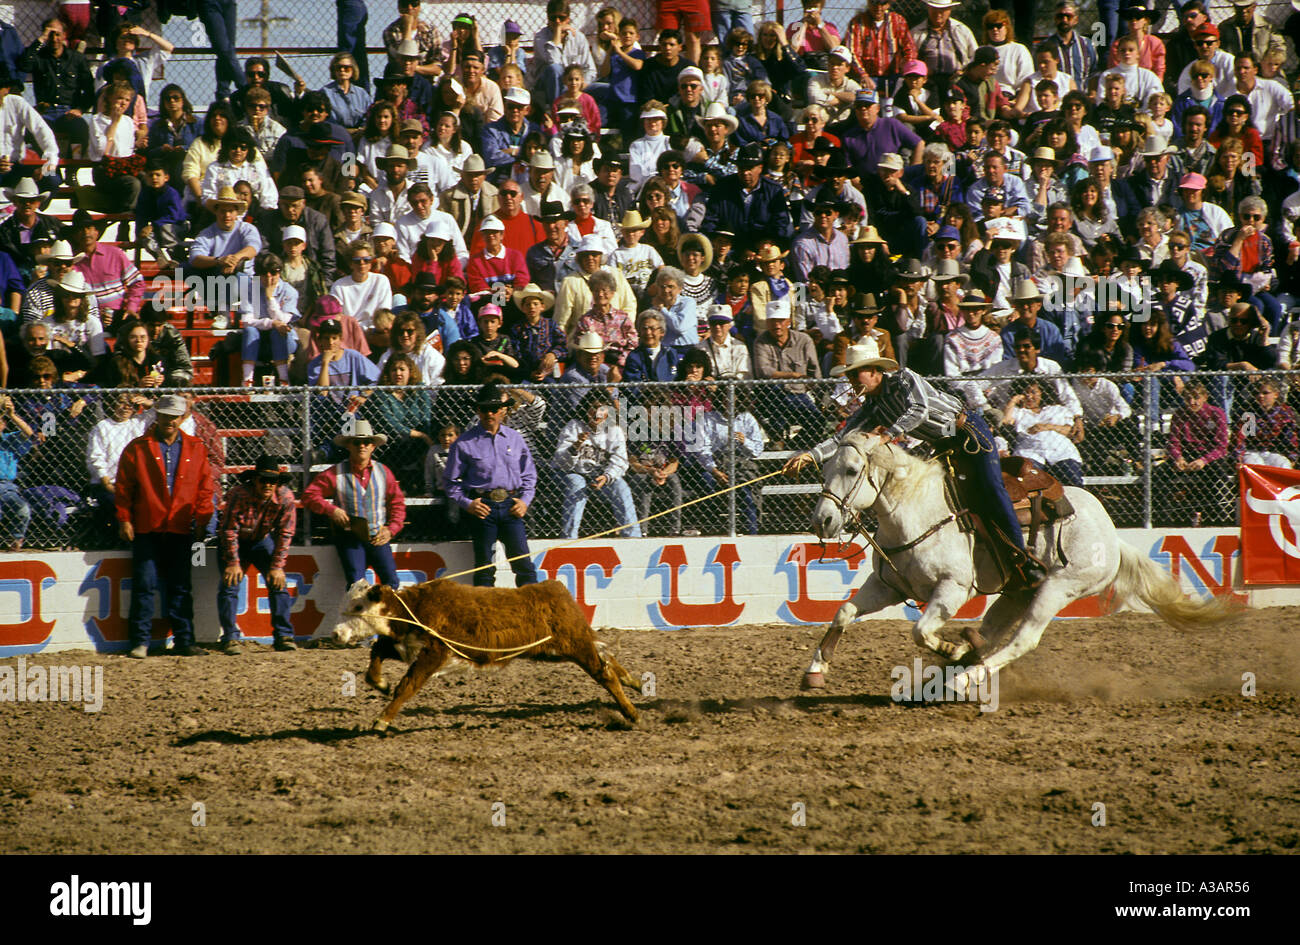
[2,370,1292,550]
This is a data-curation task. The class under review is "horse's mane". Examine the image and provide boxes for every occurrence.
[840,430,947,501]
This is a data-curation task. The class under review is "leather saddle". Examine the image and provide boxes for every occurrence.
[999,457,1075,540]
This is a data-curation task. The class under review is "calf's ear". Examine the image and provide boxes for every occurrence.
[367,586,384,603]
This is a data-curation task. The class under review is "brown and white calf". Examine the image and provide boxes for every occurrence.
[332,579,639,729]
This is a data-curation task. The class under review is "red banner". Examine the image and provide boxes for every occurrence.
[1238,464,1300,584]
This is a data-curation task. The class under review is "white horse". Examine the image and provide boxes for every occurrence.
[803,431,1239,697]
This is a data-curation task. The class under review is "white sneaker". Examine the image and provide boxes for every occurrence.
[210,314,229,330]
[127,644,148,659]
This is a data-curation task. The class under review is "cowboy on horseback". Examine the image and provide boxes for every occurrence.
[784,340,1048,590]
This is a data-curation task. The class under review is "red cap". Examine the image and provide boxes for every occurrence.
[1192,22,1219,39]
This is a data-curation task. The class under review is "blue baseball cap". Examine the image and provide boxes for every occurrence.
[935,225,961,242]
[854,90,878,106]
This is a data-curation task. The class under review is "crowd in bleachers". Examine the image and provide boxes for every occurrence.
[2,0,1300,551]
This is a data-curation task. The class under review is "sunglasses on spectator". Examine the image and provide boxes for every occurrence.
[36,373,55,379]
[352,256,374,263]
[1226,109,1248,116]
[662,161,682,169]
[248,70,267,77]
[1195,40,1216,46]
[1104,322,1124,329]
[1170,242,1188,249]
[250,103,269,110]
[1242,213,1264,220]
[397,327,418,335]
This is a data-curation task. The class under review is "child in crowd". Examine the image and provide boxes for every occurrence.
[136,160,187,269]
[422,422,461,530]
[437,276,477,341]
[1146,91,1174,140]
[610,210,663,293]
[699,45,729,108]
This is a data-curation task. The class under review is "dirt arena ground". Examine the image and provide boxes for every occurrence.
[2,605,1297,854]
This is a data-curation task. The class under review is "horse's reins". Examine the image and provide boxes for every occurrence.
[817,440,967,598]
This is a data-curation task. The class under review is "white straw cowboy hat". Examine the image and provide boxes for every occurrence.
[695,102,739,134]
[512,282,555,309]
[1139,134,1175,157]
[1011,279,1043,303]
[831,338,898,375]
[37,239,83,264]
[334,419,388,447]
[55,269,93,294]
[619,209,651,231]
[205,185,248,214]
[3,177,52,207]
[572,331,607,354]
[929,258,968,286]
[754,244,789,262]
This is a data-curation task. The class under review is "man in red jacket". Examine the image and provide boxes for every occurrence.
[115,394,215,659]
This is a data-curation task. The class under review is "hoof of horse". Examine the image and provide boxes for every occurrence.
[365,674,390,695]
[942,641,972,662]
[802,671,826,690]
[371,718,390,733]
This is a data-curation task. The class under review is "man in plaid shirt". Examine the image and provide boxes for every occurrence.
[217,454,299,655]
[845,0,917,92]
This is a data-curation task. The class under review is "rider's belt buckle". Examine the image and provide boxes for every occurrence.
[488,488,509,502]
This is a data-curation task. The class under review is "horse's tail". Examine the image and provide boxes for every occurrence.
[1110,543,1244,629]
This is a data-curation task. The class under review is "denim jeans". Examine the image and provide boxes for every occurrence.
[336,0,371,90]
[0,480,30,544]
[197,0,242,100]
[242,324,299,363]
[561,473,642,538]
[630,471,683,536]
[129,532,196,649]
[467,498,539,587]
[217,535,295,642]
[712,8,753,46]
[334,530,399,588]
[959,411,1026,552]
[535,62,566,108]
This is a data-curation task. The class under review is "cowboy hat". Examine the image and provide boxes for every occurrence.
[205,185,248,214]
[571,330,607,354]
[619,209,650,231]
[537,200,573,222]
[55,270,93,294]
[814,150,852,178]
[3,178,52,207]
[380,144,411,165]
[37,240,83,264]
[1139,134,1175,157]
[929,258,969,286]
[831,338,898,375]
[894,258,929,281]
[512,282,555,309]
[851,292,882,315]
[461,154,487,174]
[851,225,887,246]
[239,454,293,486]
[695,102,739,134]
[1151,259,1195,291]
[1010,279,1043,303]
[754,243,788,262]
[676,232,714,271]
[474,382,512,410]
[958,289,993,309]
[334,419,388,448]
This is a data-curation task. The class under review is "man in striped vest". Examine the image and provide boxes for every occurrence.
[304,419,407,589]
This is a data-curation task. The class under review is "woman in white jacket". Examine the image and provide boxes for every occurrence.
[553,389,642,539]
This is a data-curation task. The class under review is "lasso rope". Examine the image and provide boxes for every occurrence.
[349,467,798,661]
[358,589,554,662]
[435,466,793,583]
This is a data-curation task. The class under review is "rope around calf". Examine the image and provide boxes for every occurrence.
[352,468,794,660]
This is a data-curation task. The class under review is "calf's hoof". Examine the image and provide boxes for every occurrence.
[802,671,825,690]
[371,718,390,733]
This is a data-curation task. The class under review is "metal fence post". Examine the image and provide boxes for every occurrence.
[301,386,312,546]
[727,380,737,538]
[1142,377,1153,530]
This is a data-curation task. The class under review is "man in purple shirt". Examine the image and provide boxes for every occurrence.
[444,383,540,587]
[838,90,923,182]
